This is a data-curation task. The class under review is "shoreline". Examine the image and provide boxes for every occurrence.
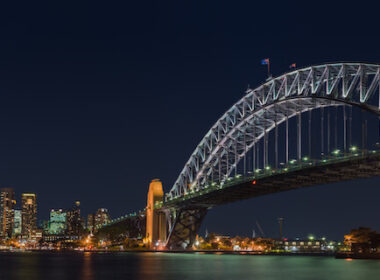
[0,249,335,257]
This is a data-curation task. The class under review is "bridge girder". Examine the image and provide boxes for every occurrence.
[168,63,380,200]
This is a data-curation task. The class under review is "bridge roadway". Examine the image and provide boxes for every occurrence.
[99,150,380,249]
[161,150,380,210]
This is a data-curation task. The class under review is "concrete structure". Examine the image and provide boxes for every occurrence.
[49,209,66,235]
[146,179,166,247]
[21,193,37,238]
[0,188,15,239]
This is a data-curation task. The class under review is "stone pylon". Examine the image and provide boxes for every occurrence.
[146,179,167,248]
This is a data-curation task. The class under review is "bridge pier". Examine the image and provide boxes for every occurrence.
[146,179,167,248]
[165,207,208,250]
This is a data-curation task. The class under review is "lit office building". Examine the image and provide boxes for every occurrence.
[0,188,16,239]
[21,193,37,238]
[66,201,83,236]
[49,209,67,235]
[87,214,95,232]
[95,208,110,228]
[13,209,22,236]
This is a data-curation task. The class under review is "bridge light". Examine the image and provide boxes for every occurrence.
[255,169,261,173]
[265,166,271,170]
[332,149,340,155]
[302,157,309,161]
[349,146,357,152]
[289,159,296,164]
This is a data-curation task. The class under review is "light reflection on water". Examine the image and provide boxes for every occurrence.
[1,252,380,280]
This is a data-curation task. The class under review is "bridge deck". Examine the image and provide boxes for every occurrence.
[163,152,380,210]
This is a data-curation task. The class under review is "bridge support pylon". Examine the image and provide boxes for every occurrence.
[165,207,208,250]
[146,179,167,248]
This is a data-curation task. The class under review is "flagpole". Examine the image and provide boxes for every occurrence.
[267,60,270,77]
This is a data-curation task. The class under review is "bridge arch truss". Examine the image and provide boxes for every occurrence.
[167,63,380,200]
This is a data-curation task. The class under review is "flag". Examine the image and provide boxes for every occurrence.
[289,63,296,69]
[261,58,270,65]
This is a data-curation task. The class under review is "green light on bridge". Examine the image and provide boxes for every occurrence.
[349,146,358,152]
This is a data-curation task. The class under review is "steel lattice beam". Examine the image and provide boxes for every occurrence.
[167,63,380,200]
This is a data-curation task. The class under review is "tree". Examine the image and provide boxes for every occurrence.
[344,227,380,254]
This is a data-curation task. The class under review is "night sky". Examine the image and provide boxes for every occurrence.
[0,1,379,240]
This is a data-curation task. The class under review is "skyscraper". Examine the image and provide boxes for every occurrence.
[49,209,66,235]
[13,210,22,236]
[94,208,110,228]
[66,201,83,236]
[0,188,15,239]
[21,193,37,238]
[87,213,95,232]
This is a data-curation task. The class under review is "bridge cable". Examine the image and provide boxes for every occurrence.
[334,107,338,150]
[343,106,347,152]
[308,110,312,158]
[275,111,278,169]
[243,127,247,175]
[235,138,238,176]
[327,108,331,154]
[349,106,352,148]
[297,112,301,160]
[321,107,324,156]
[253,122,256,172]
[286,114,289,164]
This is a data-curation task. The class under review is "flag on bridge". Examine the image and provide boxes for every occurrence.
[261,58,271,78]
[261,58,270,65]
[289,63,296,69]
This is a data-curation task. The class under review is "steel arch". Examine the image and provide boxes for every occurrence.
[167,63,380,200]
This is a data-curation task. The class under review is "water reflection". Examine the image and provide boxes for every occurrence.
[1,252,380,280]
[81,252,94,280]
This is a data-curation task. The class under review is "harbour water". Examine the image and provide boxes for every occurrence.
[1,252,380,280]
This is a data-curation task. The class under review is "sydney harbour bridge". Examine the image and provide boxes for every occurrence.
[98,62,380,250]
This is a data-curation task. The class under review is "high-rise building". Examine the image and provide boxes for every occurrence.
[13,209,22,236]
[66,201,83,236]
[21,193,37,238]
[94,208,110,228]
[49,209,66,235]
[87,214,95,232]
[0,188,16,239]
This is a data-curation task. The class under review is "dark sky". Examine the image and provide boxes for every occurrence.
[0,1,379,240]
